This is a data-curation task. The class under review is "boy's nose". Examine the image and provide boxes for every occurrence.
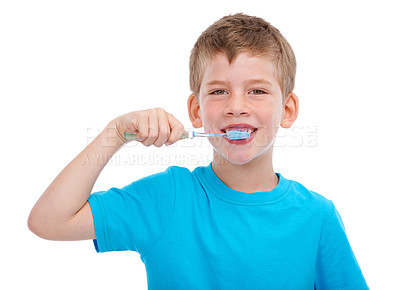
[224,94,250,116]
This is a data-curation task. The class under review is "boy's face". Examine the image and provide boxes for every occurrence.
[188,51,298,166]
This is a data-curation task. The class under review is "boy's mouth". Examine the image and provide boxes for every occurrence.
[220,124,258,144]
[220,124,258,134]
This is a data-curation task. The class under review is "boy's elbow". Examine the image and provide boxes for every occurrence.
[27,209,44,239]
[28,201,95,241]
[27,208,54,240]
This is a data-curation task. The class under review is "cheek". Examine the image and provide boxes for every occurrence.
[200,105,219,127]
[259,103,281,123]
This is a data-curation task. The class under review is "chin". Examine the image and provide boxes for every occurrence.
[213,145,272,166]
[215,150,256,166]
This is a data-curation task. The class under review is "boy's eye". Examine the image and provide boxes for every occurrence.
[250,89,266,95]
[211,90,227,95]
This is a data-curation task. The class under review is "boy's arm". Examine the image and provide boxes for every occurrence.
[28,108,184,241]
[27,127,122,241]
[315,204,369,289]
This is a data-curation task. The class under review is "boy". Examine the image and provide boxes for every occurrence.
[28,13,369,289]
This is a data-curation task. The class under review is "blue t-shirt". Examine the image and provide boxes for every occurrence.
[88,163,369,290]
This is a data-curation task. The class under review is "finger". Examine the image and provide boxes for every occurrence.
[141,109,159,146]
[165,114,185,145]
[154,109,171,147]
[135,112,149,142]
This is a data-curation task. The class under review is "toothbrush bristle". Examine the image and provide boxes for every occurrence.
[227,130,251,140]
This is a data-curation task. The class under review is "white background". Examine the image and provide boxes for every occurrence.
[1,0,399,289]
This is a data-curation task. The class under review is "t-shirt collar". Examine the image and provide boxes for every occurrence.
[195,162,292,206]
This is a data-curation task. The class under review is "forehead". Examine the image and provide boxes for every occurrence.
[201,52,278,87]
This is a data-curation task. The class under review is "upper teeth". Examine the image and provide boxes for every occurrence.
[224,128,255,133]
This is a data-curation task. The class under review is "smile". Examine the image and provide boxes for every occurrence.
[220,123,258,144]
[221,128,257,134]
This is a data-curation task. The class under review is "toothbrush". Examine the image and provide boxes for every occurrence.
[124,130,250,141]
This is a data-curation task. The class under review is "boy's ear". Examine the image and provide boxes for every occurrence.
[281,92,299,128]
[187,94,202,128]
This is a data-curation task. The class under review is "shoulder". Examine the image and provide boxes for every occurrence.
[285,176,336,215]
[122,165,196,190]
[281,176,343,237]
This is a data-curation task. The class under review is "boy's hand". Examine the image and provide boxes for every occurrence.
[110,108,185,147]
[28,108,185,241]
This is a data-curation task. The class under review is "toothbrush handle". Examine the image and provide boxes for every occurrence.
[124,131,191,141]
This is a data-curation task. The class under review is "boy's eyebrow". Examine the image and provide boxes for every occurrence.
[205,79,273,87]
[205,80,228,86]
[244,79,273,87]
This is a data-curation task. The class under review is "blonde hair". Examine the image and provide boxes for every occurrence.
[189,13,296,100]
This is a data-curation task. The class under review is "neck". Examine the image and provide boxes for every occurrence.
[211,150,278,193]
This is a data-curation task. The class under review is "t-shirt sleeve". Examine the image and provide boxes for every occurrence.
[314,202,369,290]
[88,167,176,255]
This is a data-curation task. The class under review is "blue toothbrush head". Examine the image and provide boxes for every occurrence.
[226,130,251,140]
